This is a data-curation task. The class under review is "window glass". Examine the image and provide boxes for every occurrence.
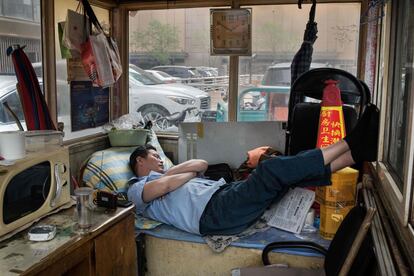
[3,0,35,21]
[33,0,40,22]
[0,90,24,126]
[54,0,109,140]
[129,8,230,133]
[237,3,360,122]
[2,92,24,122]
[386,0,414,190]
[0,0,42,132]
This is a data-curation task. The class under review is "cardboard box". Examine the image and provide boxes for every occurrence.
[316,167,358,207]
[319,204,353,240]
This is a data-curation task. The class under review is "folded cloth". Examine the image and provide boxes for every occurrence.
[135,214,270,253]
[135,214,163,230]
[203,217,270,253]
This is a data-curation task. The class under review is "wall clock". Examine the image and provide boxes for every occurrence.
[210,8,252,56]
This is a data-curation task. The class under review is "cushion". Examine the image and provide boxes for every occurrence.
[82,130,173,194]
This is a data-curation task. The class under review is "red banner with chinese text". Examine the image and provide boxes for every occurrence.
[316,106,346,148]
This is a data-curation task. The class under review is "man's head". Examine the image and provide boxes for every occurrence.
[129,144,164,177]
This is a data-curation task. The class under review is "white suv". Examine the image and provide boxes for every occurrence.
[0,64,212,132]
[129,65,211,130]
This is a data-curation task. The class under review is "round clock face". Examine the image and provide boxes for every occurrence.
[210,9,252,55]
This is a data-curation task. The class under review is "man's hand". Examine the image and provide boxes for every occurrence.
[142,172,196,202]
[165,159,208,176]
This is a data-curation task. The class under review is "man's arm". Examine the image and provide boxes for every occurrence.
[142,172,196,202]
[165,159,208,176]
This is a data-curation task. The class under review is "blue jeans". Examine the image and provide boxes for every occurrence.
[199,149,331,235]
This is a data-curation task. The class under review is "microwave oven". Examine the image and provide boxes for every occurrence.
[0,147,71,237]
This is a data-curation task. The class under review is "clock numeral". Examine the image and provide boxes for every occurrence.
[229,40,233,46]
[236,40,240,46]
[223,40,226,46]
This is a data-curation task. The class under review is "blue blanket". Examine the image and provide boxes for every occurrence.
[138,224,330,257]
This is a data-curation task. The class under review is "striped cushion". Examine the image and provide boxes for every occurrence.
[83,147,136,194]
[83,131,173,194]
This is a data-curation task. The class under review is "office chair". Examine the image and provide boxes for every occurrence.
[285,68,371,156]
[259,204,377,276]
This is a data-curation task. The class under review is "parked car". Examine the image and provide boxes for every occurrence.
[0,75,25,131]
[150,65,201,80]
[195,68,213,77]
[235,63,328,122]
[129,65,211,130]
[261,62,327,121]
[0,74,70,132]
[196,67,219,77]
[1,64,212,132]
[145,69,181,83]
[261,62,328,87]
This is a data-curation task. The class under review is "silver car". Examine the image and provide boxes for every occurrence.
[0,75,25,131]
[0,65,212,132]
[129,65,211,131]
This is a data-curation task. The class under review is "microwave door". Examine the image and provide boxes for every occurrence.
[3,162,51,224]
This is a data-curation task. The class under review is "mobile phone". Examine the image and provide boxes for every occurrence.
[117,199,133,207]
[28,225,57,241]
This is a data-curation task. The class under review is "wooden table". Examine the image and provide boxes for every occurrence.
[0,205,137,276]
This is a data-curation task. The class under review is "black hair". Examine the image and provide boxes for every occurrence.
[129,144,157,173]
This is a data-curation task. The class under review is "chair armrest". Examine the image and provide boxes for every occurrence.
[262,241,328,265]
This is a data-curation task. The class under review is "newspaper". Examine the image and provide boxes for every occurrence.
[266,188,315,234]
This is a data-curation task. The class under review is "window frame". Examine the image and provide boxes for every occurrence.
[374,0,414,226]
[43,0,114,142]
[124,0,364,126]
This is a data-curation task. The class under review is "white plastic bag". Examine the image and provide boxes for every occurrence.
[91,33,115,87]
[62,9,89,53]
[106,37,122,82]
[81,32,115,87]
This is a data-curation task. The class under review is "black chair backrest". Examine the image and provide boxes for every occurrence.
[324,205,376,276]
[285,68,370,155]
[359,79,372,105]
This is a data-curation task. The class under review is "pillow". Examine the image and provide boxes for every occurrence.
[147,129,174,169]
[82,130,173,194]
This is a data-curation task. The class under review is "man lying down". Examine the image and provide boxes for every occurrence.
[127,104,379,236]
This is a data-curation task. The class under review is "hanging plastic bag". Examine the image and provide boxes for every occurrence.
[91,33,115,87]
[58,22,72,59]
[106,37,122,82]
[81,33,114,87]
[80,37,98,84]
[62,9,89,53]
[80,0,122,84]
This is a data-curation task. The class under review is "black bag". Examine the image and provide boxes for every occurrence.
[204,163,234,183]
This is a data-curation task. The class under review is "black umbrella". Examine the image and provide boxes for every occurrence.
[290,0,318,85]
